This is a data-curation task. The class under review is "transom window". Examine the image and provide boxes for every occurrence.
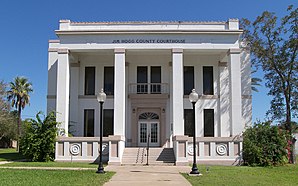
[139,112,159,120]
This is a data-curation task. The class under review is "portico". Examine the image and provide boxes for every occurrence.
[48,19,251,165]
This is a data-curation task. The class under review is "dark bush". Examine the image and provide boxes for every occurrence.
[243,121,288,166]
[20,111,57,162]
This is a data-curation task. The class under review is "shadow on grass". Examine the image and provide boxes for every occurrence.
[0,149,25,161]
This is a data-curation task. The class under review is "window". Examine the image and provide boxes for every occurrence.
[137,66,148,93]
[150,66,161,93]
[184,66,194,95]
[137,66,162,93]
[104,67,114,95]
[203,66,214,95]
[84,109,94,137]
[204,109,214,137]
[184,109,193,137]
[103,109,114,137]
[85,67,95,95]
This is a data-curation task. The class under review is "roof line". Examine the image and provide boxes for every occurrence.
[68,20,227,25]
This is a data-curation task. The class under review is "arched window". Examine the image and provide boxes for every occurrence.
[139,112,159,120]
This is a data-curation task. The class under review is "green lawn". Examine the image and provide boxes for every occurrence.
[0,161,100,168]
[0,148,25,161]
[182,164,298,186]
[0,169,114,186]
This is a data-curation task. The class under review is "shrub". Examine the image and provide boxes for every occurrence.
[20,111,58,162]
[242,121,288,166]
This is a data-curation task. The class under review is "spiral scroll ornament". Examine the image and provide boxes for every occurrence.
[70,144,81,156]
[216,144,227,156]
[187,144,198,156]
[98,143,109,155]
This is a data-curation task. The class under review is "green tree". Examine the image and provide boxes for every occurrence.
[241,5,297,162]
[20,111,58,162]
[0,81,17,146]
[243,121,288,166]
[251,70,262,92]
[7,77,33,138]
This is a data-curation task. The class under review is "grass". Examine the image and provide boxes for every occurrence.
[0,169,115,186]
[182,164,298,186]
[0,148,25,161]
[0,161,100,168]
[0,149,113,186]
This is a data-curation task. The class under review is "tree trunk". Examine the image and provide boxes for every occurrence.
[284,90,294,164]
[17,102,22,152]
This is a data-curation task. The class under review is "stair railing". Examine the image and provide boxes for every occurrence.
[146,134,150,165]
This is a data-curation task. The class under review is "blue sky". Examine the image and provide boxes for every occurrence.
[0,0,297,121]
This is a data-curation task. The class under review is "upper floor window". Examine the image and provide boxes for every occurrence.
[137,66,148,93]
[150,66,161,93]
[104,67,114,95]
[85,67,95,95]
[203,66,214,95]
[137,66,161,94]
[184,66,194,95]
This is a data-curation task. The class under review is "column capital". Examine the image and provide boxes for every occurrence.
[58,48,69,54]
[114,48,125,53]
[172,48,183,53]
[228,48,241,55]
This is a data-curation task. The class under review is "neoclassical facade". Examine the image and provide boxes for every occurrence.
[48,19,251,165]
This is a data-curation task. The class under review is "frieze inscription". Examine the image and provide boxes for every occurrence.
[112,39,185,43]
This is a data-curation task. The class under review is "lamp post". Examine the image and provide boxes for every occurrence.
[96,88,106,174]
[189,89,200,175]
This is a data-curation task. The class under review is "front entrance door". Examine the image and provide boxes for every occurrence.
[138,121,159,147]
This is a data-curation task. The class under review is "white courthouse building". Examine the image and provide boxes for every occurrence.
[47,19,251,165]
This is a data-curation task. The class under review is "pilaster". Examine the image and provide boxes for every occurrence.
[56,48,70,136]
[172,48,184,135]
[228,49,242,136]
[114,48,126,136]
[69,62,80,136]
[218,61,230,137]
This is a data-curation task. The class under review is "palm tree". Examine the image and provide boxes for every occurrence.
[251,77,262,92]
[7,76,33,138]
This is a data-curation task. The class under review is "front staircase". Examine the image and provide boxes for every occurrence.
[121,147,176,165]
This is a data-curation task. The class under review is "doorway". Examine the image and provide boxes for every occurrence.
[138,121,160,147]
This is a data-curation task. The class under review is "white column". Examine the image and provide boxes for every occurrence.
[218,62,230,137]
[172,48,184,135]
[56,48,70,136]
[114,48,126,136]
[69,63,79,136]
[228,49,242,136]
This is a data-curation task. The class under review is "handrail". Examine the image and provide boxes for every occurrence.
[129,83,169,94]
[146,134,150,165]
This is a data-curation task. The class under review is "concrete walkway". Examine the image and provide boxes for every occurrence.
[104,165,192,186]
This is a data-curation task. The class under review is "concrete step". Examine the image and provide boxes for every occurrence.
[122,147,175,165]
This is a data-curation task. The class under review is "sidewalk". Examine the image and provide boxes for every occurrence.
[104,165,192,186]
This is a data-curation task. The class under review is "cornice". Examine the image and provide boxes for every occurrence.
[55,30,243,35]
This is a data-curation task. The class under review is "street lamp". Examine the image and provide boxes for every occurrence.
[189,89,200,175]
[96,88,106,174]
